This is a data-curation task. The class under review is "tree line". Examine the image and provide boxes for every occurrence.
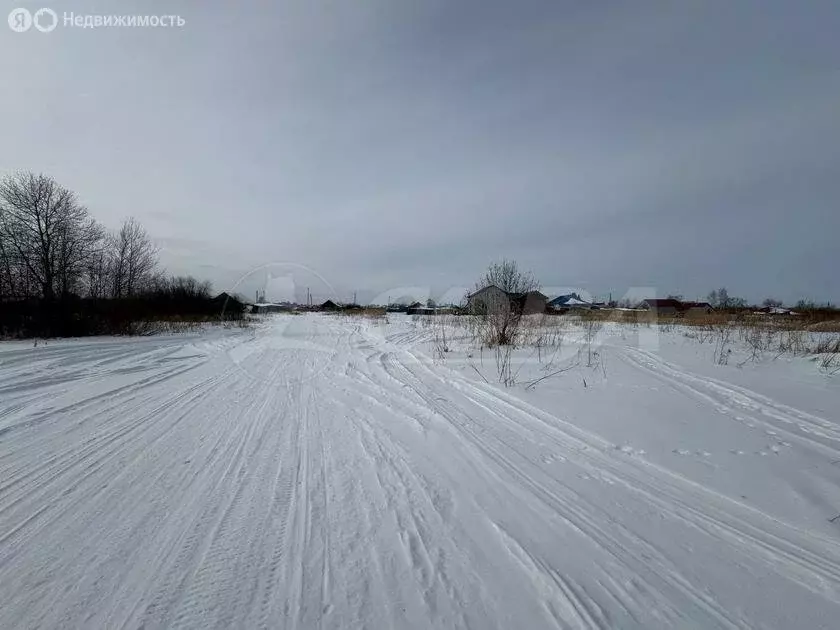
[0,171,241,337]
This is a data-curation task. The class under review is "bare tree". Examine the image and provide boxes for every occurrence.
[85,247,112,299]
[0,172,97,301]
[475,259,540,295]
[56,215,105,297]
[707,288,728,308]
[110,217,158,298]
[472,259,541,347]
[707,287,747,309]
[0,234,27,298]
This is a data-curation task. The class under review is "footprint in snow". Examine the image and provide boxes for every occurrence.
[673,448,712,458]
[616,445,645,456]
[541,454,566,464]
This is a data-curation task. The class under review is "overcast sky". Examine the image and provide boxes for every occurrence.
[2,0,838,304]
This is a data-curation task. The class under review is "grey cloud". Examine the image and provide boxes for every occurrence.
[1,0,838,305]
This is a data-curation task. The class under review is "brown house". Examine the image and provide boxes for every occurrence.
[682,301,715,317]
[468,286,548,315]
[640,299,714,317]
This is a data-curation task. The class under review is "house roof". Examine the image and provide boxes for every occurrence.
[643,298,683,308]
[469,286,546,301]
[467,285,503,299]
[549,293,591,306]
[516,290,548,300]
[213,292,245,306]
[642,299,715,311]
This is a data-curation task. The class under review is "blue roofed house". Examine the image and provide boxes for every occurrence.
[548,293,594,310]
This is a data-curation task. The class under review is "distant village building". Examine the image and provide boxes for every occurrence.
[756,306,799,316]
[407,305,437,315]
[467,286,548,316]
[682,301,715,317]
[212,292,246,318]
[319,299,341,311]
[640,299,715,317]
[639,298,683,316]
[251,302,293,314]
[548,293,595,311]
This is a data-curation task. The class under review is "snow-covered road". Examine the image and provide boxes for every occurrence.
[2,315,840,629]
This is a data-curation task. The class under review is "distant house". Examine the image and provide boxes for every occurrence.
[251,302,293,314]
[682,301,715,317]
[757,306,799,316]
[513,290,549,314]
[640,299,715,317]
[467,286,547,316]
[640,298,683,316]
[407,305,437,315]
[212,292,245,317]
[548,293,594,311]
[320,299,341,311]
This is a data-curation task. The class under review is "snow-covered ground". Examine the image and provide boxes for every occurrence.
[1,314,839,629]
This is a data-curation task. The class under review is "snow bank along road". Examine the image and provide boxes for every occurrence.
[2,315,840,629]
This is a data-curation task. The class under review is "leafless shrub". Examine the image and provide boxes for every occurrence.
[740,324,775,363]
[470,259,540,347]
[495,344,515,386]
[431,316,450,361]
[583,318,602,367]
[813,337,840,375]
[820,354,840,375]
[813,336,840,354]
[519,314,565,354]
[713,323,734,365]
[776,329,809,356]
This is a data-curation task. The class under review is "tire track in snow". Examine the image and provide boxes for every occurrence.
[491,521,610,630]
[0,369,225,524]
[404,350,840,606]
[380,350,840,627]
[3,316,840,629]
[619,346,840,453]
[133,369,280,629]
